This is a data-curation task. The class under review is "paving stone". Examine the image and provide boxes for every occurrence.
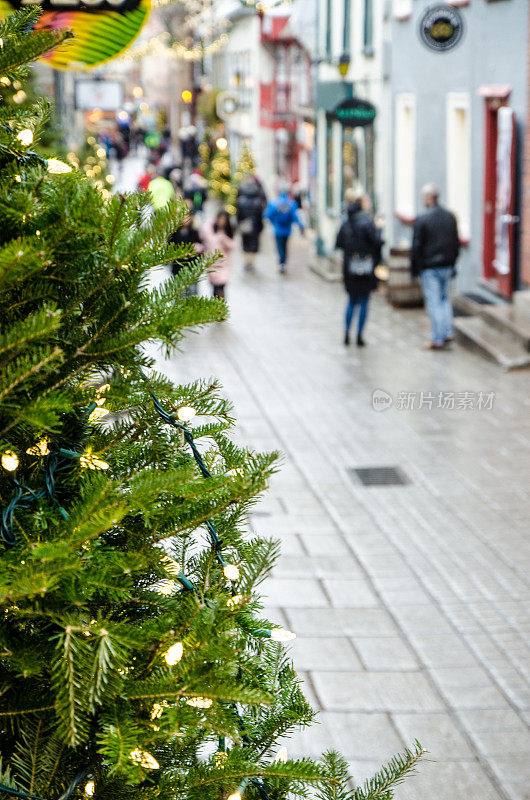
[354,637,419,670]
[488,756,530,786]
[292,634,362,670]
[323,578,379,608]
[318,711,404,760]
[261,577,329,607]
[394,760,501,800]
[392,712,475,760]
[286,607,399,637]
[312,671,444,712]
[430,667,508,710]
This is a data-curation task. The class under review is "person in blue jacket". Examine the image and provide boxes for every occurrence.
[265,180,305,274]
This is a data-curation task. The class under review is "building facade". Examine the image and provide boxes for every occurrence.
[390,0,529,299]
[208,5,313,197]
[314,0,391,255]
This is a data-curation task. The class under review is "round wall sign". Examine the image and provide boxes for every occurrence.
[419,4,464,52]
[0,0,150,69]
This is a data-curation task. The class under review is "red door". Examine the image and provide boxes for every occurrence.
[482,99,517,299]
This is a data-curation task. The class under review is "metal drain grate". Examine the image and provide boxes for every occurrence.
[349,466,410,486]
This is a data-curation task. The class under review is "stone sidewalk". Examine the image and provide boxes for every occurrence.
[126,157,530,799]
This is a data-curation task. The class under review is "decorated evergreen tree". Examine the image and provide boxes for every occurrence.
[0,11,424,800]
[207,145,237,214]
[233,141,256,185]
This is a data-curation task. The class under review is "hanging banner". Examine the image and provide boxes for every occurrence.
[0,0,150,69]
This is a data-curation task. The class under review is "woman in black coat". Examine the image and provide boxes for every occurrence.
[335,192,382,346]
[236,179,265,271]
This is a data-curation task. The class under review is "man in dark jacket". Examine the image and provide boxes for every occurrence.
[411,183,460,350]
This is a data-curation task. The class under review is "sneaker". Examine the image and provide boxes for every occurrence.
[424,341,444,350]
[344,331,350,346]
[357,334,365,347]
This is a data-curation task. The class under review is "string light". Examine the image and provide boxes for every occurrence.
[223,564,240,581]
[79,448,110,470]
[227,593,244,609]
[84,781,95,797]
[47,158,72,175]
[1,451,19,471]
[157,579,176,595]
[186,696,213,708]
[129,749,160,769]
[26,440,50,456]
[88,407,111,423]
[16,129,33,146]
[270,628,296,642]
[164,641,184,665]
[14,175,21,182]
[227,793,242,800]
[176,406,196,422]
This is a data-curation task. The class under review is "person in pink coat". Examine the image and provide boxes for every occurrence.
[200,211,236,299]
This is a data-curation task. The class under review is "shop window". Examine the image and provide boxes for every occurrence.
[326,119,334,210]
[342,127,361,200]
[446,93,471,240]
[394,93,416,220]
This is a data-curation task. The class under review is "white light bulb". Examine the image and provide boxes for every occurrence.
[1,451,19,471]
[186,696,212,708]
[274,746,288,763]
[223,564,240,581]
[176,406,196,422]
[270,628,296,642]
[227,793,242,800]
[164,642,183,666]
[129,749,159,769]
[17,129,33,146]
[47,158,72,175]
[84,781,95,797]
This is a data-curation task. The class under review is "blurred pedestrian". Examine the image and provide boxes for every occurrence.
[236,176,264,271]
[264,180,305,274]
[336,189,382,347]
[169,198,202,296]
[200,210,235,300]
[411,183,460,350]
[148,166,175,210]
[138,162,156,192]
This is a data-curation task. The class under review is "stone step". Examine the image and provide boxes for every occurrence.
[479,302,530,350]
[454,316,530,370]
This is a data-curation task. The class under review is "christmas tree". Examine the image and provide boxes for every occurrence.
[233,141,255,186]
[0,11,424,800]
[207,144,237,214]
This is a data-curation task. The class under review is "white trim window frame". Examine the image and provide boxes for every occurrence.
[446,91,471,241]
[394,92,416,221]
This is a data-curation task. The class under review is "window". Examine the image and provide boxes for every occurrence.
[394,93,416,220]
[393,0,412,19]
[343,0,351,53]
[363,0,374,54]
[446,93,471,240]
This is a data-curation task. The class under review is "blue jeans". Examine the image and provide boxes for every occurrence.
[275,234,289,265]
[345,294,369,336]
[420,267,454,346]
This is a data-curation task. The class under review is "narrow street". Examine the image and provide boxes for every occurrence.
[126,161,530,800]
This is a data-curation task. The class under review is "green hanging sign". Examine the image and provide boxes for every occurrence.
[329,97,376,127]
